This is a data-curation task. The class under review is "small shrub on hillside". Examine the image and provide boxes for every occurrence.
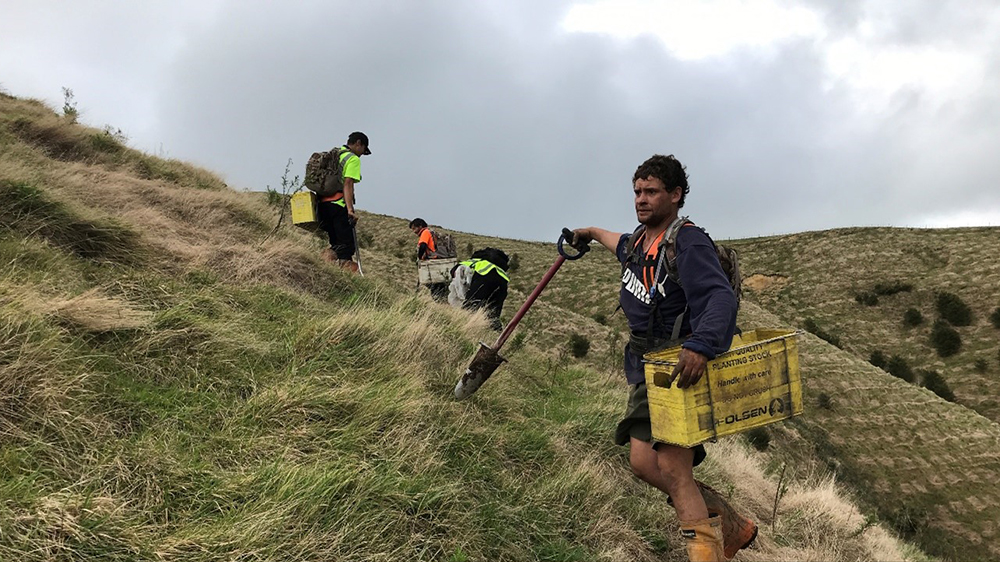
[902,308,924,327]
[592,313,607,325]
[974,358,988,374]
[61,86,78,123]
[356,231,374,249]
[888,506,929,539]
[854,292,879,306]
[568,333,590,358]
[990,307,1000,329]
[930,319,962,357]
[464,242,474,257]
[101,124,129,145]
[803,318,841,348]
[886,355,915,383]
[508,253,520,272]
[920,370,956,402]
[746,427,770,451]
[873,281,913,296]
[935,291,972,326]
[817,392,833,410]
[869,350,887,369]
[265,187,285,207]
[507,331,527,354]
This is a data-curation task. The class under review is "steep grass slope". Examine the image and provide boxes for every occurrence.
[0,92,930,561]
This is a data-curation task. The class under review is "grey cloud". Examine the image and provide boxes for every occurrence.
[3,0,998,241]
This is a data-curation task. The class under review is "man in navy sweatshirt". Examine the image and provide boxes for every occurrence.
[570,154,754,562]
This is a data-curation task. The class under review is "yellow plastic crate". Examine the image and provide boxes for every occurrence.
[644,329,803,447]
[291,191,318,225]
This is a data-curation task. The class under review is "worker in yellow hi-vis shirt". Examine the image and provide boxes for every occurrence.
[318,131,370,273]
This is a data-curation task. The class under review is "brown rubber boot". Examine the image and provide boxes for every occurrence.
[679,515,726,562]
[668,482,758,559]
[697,482,758,559]
[337,259,360,274]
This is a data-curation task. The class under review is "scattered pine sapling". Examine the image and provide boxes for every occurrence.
[930,319,962,357]
[920,370,956,402]
[974,358,988,374]
[936,291,972,326]
[990,307,1000,329]
[507,253,520,272]
[903,308,923,327]
[266,158,301,237]
[568,333,590,358]
[747,427,770,451]
[62,86,78,123]
[869,350,888,369]
[803,318,842,348]
[855,292,878,306]
[873,281,914,296]
[887,355,915,383]
[817,393,833,410]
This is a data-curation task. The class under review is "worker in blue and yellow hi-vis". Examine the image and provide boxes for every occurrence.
[456,247,509,331]
[318,131,370,273]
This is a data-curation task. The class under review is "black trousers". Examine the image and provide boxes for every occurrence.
[464,271,508,330]
[317,201,355,260]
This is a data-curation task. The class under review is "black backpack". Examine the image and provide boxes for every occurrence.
[471,247,509,271]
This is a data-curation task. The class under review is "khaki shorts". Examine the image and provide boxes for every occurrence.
[615,382,706,467]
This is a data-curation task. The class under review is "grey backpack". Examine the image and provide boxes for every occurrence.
[304,147,352,196]
[429,230,458,259]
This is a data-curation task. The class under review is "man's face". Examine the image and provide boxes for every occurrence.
[348,140,368,157]
[410,225,421,236]
[633,176,680,226]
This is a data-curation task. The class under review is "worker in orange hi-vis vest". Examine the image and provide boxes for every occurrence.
[409,218,449,302]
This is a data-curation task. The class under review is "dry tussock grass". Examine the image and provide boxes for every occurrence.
[29,288,152,332]
[316,294,493,372]
[705,439,917,562]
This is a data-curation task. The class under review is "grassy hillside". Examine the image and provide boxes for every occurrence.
[0,91,935,561]
[349,201,1000,558]
[729,228,1000,422]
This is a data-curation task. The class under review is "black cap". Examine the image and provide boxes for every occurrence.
[348,131,371,155]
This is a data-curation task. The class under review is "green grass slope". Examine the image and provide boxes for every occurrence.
[0,92,932,561]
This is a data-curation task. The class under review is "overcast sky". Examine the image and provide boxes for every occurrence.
[3,0,999,241]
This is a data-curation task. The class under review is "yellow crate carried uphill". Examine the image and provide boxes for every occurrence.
[644,329,803,447]
[290,191,318,225]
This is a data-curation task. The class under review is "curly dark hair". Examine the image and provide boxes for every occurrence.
[408,218,428,229]
[632,154,690,208]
